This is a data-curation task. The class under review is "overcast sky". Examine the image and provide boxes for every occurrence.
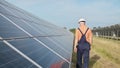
[7,0,120,29]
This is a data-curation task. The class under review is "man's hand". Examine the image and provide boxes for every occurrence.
[74,46,77,53]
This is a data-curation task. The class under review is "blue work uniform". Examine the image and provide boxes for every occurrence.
[76,28,90,68]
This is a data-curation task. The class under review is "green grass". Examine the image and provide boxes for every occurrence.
[93,37,120,65]
[71,37,120,68]
[94,47,120,64]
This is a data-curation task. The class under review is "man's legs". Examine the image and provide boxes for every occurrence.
[76,49,83,68]
[83,49,89,68]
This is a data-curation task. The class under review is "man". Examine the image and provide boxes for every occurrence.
[74,18,92,68]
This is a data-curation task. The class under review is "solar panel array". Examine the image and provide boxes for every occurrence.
[0,0,73,68]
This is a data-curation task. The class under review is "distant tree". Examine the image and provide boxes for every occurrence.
[69,28,75,34]
[93,27,97,30]
[98,26,101,29]
[63,27,67,29]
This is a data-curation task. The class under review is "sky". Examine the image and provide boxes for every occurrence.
[6,0,120,29]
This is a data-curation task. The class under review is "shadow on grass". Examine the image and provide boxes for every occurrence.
[89,54,100,68]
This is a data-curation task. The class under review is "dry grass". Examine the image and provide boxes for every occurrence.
[71,37,120,68]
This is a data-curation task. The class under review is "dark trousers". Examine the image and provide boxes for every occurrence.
[76,47,90,68]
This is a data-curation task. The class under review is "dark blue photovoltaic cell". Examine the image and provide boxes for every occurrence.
[8,38,63,68]
[0,0,73,68]
[0,42,38,68]
[36,37,71,58]
[0,15,28,38]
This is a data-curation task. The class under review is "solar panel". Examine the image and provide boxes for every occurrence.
[0,0,73,68]
[0,41,38,68]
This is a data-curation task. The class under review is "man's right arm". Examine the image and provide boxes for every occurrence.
[74,29,78,53]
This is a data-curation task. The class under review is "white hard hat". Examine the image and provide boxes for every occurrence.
[78,18,86,22]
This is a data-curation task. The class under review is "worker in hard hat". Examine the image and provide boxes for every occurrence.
[74,18,93,68]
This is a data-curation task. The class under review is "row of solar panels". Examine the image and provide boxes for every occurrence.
[0,0,73,68]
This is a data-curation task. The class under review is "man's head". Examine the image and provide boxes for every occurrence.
[78,18,86,25]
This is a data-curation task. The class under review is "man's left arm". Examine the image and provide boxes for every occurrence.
[89,29,93,45]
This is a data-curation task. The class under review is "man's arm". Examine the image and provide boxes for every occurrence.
[74,29,78,53]
[89,29,93,45]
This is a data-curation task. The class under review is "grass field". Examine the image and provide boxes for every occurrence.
[71,37,120,68]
